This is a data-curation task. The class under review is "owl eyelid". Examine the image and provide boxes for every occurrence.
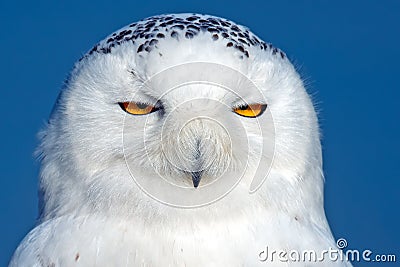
[232,103,267,109]
[116,100,163,108]
[232,102,267,108]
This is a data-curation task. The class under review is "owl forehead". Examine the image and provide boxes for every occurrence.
[83,13,286,60]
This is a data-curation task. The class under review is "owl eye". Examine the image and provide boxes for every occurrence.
[119,102,159,115]
[233,104,267,118]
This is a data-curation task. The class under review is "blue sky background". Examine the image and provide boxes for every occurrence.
[1,1,399,266]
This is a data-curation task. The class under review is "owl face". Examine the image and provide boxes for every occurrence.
[40,14,320,211]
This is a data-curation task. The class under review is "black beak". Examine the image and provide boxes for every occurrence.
[191,171,203,188]
[190,138,203,188]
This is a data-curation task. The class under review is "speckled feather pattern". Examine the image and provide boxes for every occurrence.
[84,14,286,60]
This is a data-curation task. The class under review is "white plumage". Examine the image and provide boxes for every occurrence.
[10,14,351,266]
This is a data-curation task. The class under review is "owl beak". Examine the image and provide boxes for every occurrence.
[191,171,203,188]
[190,138,203,188]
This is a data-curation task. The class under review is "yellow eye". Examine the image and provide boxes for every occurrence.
[119,102,159,115]
[233,104,267,118]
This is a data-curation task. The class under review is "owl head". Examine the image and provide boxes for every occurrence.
[37,14,323,220]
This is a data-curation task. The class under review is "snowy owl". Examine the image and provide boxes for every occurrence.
[10,14,352,266]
